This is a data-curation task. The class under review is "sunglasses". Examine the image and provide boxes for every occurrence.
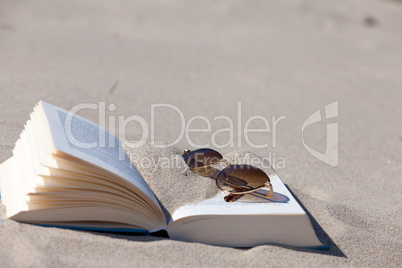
[182,148,274,202]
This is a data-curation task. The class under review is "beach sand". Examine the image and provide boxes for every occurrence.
[0,0,401,266]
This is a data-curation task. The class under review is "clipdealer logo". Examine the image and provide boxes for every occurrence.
[302,101,338,167]
[63,101,338,167]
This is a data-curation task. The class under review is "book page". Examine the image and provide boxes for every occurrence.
[40,101,159,206]
[170,173,306,223]
[126,146,305,224]
[151,151,323,248]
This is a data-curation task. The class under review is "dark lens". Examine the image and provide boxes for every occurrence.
[216,165,269,193]
[182,148,223,169]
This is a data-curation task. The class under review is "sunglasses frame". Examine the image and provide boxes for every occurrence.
[182,149,274,199]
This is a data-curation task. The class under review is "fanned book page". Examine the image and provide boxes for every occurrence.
[41,101,157,203]
[0,101,165,231]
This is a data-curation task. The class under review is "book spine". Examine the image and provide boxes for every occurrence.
[148,228,170,238]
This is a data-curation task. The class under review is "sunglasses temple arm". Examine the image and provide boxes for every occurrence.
[224,194,244,202]
[265,182,274,198]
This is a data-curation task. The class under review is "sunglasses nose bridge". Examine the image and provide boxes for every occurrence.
[221,159,231,167]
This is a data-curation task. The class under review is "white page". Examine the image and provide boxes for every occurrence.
[40,101,159,206]
[170,173,306,223]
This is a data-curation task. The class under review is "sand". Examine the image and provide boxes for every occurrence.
[1,0,401,266]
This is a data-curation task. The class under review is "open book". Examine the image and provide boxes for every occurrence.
[0,101,324,248]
